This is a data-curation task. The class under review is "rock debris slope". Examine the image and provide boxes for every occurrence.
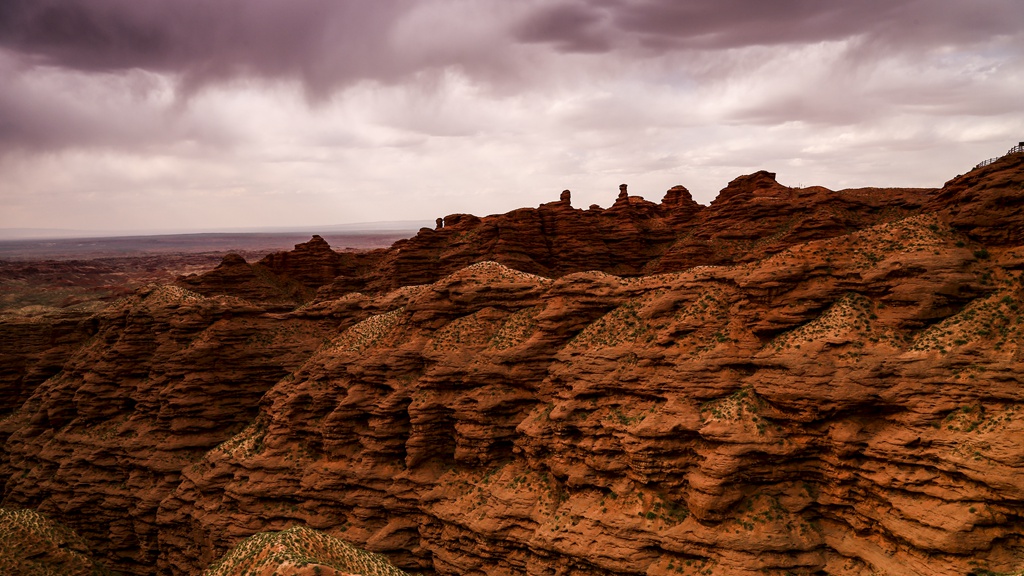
[2,154,1024,575]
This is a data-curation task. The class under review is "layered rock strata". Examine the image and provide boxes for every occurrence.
[0,306,96,415]
[158,218,1024,575]
[182,175,930,303]
[1,154,1023,575]
[0,285,337,572]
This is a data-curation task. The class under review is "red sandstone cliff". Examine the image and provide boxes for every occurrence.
[2,154,1023,575]
[0,285,338,570]
[181,175,930,304]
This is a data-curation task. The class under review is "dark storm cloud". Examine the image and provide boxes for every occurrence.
[516,2,614,53]
[3,0,1021,91]
[0,52,237,153]
[0,0,415,94]
[516,0,1024,53]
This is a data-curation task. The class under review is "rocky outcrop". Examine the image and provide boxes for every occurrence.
[177,253,311,309]
[179,179,932,305]
[651,171,930,272]
[257,235,355,289]
[926,152,1024,245]
[2,159,1023,576]
[326,178,927,295]
[180,236,379,306]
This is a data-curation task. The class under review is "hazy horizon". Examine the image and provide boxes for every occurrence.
[0,219,435,241]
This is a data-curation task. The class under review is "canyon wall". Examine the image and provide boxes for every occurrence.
[2,155,1023,575]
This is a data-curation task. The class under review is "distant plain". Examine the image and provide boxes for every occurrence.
[0,230,416,311]
[0,230,419,261]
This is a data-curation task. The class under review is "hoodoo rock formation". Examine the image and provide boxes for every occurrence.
[2,153,1024,575]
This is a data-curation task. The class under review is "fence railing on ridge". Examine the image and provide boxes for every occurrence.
[975,143,1024,170]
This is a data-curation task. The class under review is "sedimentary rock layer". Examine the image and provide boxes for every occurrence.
[182,172,931,302]
[0,286,337,571]
[1,153,1023,575]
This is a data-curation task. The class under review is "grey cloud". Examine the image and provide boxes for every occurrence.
[509,0,1024,65]
[3,0,1022,93]
[607,0,908,49]
[0,53,238,154]
[730,95,876,128]
[0,0,414,94]
[515,1,615,53]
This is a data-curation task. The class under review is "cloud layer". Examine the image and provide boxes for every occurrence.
[2,0,1023,232]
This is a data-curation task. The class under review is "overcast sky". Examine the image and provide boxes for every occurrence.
[1,0,1023,234]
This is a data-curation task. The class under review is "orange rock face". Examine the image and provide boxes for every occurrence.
[2,155,1024,576]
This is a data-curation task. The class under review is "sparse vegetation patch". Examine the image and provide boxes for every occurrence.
[325,307,406,353]
[0,508,111,575]
[203,525,411,576]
